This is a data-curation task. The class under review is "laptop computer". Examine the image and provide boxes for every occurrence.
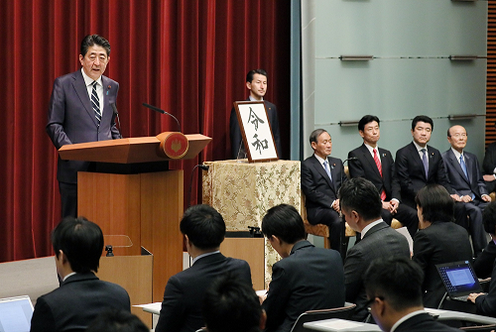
[436,260,483,302]
[0,295,34,332]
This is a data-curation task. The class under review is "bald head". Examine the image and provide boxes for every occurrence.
[447,125,467,153]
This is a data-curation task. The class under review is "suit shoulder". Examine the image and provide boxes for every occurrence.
[427,145,441,154]
[328,156,343,164]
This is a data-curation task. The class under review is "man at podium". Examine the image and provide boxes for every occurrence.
[46,34,121,218]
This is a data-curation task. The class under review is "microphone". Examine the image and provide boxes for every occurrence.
[142,102,181,132]
[343,156,358,164]
[110,103,123,139]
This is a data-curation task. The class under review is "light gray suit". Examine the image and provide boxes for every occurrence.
[344,221,410,321]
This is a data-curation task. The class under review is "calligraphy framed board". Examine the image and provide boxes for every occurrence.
[233,100,279,162]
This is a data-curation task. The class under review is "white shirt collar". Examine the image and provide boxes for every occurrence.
[248,95,263,102]
[391,310,426,332]
[314,153,327,166]
[361,219,383,238]
[62,272,77,282]
[192,250,220,265]
[413,141,427,153]
[81,68,102,87]
[451,147,464,161]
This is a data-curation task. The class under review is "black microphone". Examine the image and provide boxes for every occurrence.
[142,102,181,132]
[343,156,358,164]
[110,103,123,139]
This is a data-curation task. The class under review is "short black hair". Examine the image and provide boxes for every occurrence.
[86,309,149,332]
[51,216,104,273]
[358,115,380,132]
[483,201,496,235]
[246,69,268,83]
[180,204,226,250]
[411,115,433,131]
[309,129,329,145]
[261,204,305,244]
[80,34,111,57]
[203,273,262,332]
[415,184,454,223]
[338,177,382,222]
[364,256,424,311]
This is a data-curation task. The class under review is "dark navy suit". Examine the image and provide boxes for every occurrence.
[46,69,121,217]
[301,155,347,251]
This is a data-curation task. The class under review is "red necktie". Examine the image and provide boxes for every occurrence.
[374,149,387,201]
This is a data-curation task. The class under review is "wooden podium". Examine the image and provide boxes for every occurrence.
[58,133,211,301]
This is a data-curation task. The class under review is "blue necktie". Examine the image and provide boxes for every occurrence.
[421,148,429,178]
[323,160,332,181]
[459,154,469,180]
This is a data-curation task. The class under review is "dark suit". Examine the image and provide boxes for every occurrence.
[474,240,496,278]
[229,99,281,159]
[395,142,452,209]
[30,272,130,332]
[475,257,496,317]
[262,240,345,332]
[348,144,418,236]
[344,221,410,321]
[413,222,473,308]
[394,312,461,332]
[301,155,348,251]
[442,149,489,254]
[483,142,496,193]
[155,252,252,332]
[46,69,121,217]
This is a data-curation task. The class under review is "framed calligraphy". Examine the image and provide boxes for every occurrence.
[233,100,279,162]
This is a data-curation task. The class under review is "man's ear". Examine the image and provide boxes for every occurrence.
[259,309,267,330]
[246,81,252,90]
[375,297,386,317]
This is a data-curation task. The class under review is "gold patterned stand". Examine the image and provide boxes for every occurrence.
[202,159,301,287]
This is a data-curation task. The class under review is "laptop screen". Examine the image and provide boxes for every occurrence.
[436,261,482,297]
[0,295,34,332]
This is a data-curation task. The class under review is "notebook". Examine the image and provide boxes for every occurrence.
[0,295,34,332]
[436,260,482,302]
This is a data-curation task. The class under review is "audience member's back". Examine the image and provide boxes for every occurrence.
[86,309,149,332]
[261,204,345,332]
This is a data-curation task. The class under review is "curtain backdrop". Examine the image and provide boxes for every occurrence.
[0,0,290,262]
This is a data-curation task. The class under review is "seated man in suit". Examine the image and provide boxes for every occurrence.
[301,129,348,251]
[365,256,460,332]
[395,115,454,209]
[339,178,410,321]
[30,217,131,332]
[260,204,345,332]
[155,204,252,332]
[203,273,266,332]
[348,115,418,236]
[229,69,281,159]
[483,123,496,193]
[442,125,491,256]
[469,201,496,317]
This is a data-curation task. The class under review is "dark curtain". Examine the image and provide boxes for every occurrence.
[0,0,290,262]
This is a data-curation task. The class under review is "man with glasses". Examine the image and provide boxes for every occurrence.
[46,34,121,219]
[364,256,459,332]
[442,125,491,257]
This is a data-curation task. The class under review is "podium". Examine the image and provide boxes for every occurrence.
[59,133,211,301]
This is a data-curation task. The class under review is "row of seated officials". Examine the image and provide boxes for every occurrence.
[30,179,496,332]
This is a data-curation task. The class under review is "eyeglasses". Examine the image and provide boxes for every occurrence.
[365,296,384,313]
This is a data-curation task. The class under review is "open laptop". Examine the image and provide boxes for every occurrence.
[0,295,34,332]
[436,260,483,302]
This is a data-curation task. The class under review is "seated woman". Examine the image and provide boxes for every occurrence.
[412,184,473,308]
[468,202,496,316]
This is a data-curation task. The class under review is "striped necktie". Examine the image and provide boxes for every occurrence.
[91,81,101,125]
[373,149,387,201]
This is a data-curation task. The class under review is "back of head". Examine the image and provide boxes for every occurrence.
[80,34,111,57]
[261,204,305,244]
[51,216,104,273]
[411,115,433,131]
[364,256,424,312]
[483,201,496,235]
[246,69,268,83]
[180,204,226,250]
[86,309,149,332]
[338,178,382,221]
[358,115,380,132]
[415,184,454,223]
[203,273,262,332]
